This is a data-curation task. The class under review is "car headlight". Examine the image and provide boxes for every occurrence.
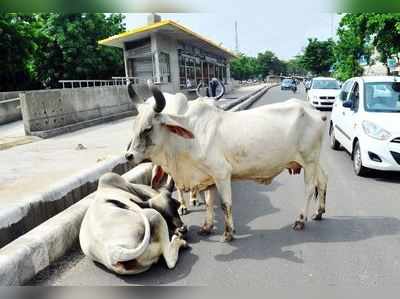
[362,120,391,140]
[312,95,318,100]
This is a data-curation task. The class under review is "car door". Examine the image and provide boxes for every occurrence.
[332,79,353,149]
[341,81,360,151]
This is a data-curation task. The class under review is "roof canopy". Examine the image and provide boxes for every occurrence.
[99,19,237,59]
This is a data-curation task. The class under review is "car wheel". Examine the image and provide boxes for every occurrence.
[353,141,369,176]
[329,125,340,150]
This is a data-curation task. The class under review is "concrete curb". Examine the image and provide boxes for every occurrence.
[231,83,279,112]
[0,164,151,286]
[218,84,269,110]
[0,84,276,285]
[0,156,132,248]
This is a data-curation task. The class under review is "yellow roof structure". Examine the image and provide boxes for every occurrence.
[99,19,237,59]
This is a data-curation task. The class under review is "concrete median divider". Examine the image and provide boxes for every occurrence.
[20,86,137,138]
[0,83,277,285]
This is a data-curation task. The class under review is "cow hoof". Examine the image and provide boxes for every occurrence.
[181,240,189,249]
[198,224,213,235]
[293,220,305,230]
[312,213,323,221]
[222,232,234,242]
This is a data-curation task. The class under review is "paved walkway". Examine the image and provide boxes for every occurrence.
[0,84,264,208]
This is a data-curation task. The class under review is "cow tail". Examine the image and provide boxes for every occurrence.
[107,209,151,265]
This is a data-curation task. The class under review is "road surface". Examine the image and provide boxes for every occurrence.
[30,85,400,286]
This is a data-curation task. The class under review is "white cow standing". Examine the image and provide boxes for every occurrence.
[135,86,216,215]
[125,84,328,242]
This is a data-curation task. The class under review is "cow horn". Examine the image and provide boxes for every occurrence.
[213,79,225,100]
[127,82,145,105]
[150,85,166,113]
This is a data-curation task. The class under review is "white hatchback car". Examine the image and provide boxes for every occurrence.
[308,77,341,110]
[330,76,400,176]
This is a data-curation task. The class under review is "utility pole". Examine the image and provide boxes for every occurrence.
[235,21,239,54]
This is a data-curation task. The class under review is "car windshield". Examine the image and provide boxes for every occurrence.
[364,82,400,113]
[312,79,340,89]
[282,79,292,84]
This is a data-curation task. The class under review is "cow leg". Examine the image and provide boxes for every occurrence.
[293,165,316,230]
[177,188,189,215]
[214,179,234,242]
[199,187,216,235]
[312,164,328,221]
[157,213,188,269]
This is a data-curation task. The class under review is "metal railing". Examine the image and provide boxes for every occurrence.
[58,77,150,89]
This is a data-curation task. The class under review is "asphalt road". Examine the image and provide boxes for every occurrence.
[30,85,400,286]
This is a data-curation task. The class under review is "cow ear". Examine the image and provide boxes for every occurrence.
[159,115,194,139]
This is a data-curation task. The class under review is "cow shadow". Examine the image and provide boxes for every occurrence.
[214,216,400,264]
[186,180,282,245]
[97,246,199,285]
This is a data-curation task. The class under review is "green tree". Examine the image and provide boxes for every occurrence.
[333,13,400,81]
[230,54,259,80]
[285,55,307,76]
[256,50,286,77]
[334,14,370,81]
[301,38,335,76]
[0,14,39,91]
[34,13,126,88]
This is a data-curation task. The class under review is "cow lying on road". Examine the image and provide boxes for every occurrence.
[79,169,188,275]
[125,84,328,242]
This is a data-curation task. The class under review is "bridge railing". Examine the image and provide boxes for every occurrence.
[58,77,148,89]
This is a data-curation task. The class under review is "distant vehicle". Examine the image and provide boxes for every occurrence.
[330,76,400,176]
[247,79,253,84]
[281,78,296,90]
[307,77,341,110]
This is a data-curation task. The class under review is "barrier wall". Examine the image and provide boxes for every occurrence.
[20,86,137,138]
[0,98,22,125]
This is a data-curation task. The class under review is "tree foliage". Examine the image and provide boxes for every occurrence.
[334,13,400,81]
[230,51,288,80]
[0,14,39,91]
[0,13,126,91]
[285,55,307,76]
[301,38,335,76]
[230,54,259,80]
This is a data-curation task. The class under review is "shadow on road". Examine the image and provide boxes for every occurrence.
[97,246,199,285]
[214,216,400,264]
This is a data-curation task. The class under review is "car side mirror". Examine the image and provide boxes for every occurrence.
[342,100,353,108]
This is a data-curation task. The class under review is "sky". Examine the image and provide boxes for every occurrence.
[123,0,342,61]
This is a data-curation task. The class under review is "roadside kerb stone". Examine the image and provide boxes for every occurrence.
[230,83,279,112]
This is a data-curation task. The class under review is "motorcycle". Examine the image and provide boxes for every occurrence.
[291,84,297,93]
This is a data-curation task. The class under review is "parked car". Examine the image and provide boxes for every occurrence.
[329,76,400,176]
[281,78,296,90]
[307,77,341,110]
